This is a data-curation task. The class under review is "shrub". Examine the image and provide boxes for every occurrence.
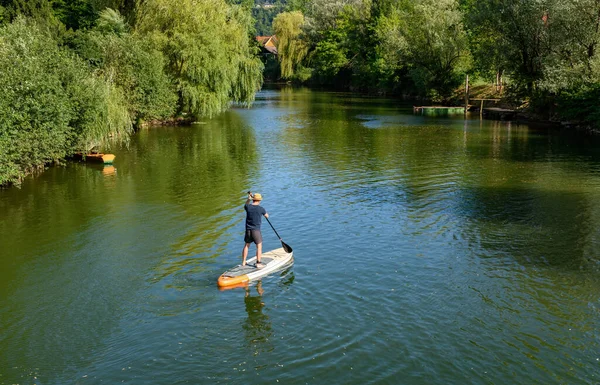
[0,17,132,185]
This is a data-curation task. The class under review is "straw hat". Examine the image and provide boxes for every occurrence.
[252,193,263,201]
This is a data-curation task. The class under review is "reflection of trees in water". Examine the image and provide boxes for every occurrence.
[243,281,273,355]
[456,186,597,269]
[444,122,600,272]
[455,122,600,270]
[0,159,134,301]
[126,110,258,210]
[0,111,261,381]
[0,163,162,384]
[134,111,260,279]
[281,91,408,174]
[1,110,259,262]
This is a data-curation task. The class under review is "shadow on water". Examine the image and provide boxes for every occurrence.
[456,185,599,270]
[462,121,600,166]
[243,280,273,355]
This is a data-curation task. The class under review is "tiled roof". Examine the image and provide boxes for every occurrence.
[256,35,278,54]
[256,36,271,45]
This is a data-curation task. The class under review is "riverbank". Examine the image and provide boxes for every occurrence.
[2,82,595,190]
[138,116,195,128]
[448,82,600,132]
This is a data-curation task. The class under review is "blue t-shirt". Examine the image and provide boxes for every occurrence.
[245,203,267,230]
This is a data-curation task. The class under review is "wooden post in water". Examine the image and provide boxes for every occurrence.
[480,99,484,118]
[464,75,469,114]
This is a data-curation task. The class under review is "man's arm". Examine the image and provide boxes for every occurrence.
[246,191,253,205]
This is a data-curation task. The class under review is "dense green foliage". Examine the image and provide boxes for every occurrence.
[136,0,263,118]
[268,0,472,98]
[0,0,262,186]
[273,11,309,80]
[69,29,177,123]
[253,3,286,35]
[4,0,600,186]
[263,0,600,123]
[460,0,600,123]
[0,17,131,185]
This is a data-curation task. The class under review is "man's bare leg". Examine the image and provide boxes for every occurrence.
[242,243,251,266]
[256,242,264,267]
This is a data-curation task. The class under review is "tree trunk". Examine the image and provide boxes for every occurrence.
[496,69,504,93]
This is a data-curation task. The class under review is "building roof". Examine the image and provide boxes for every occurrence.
[256,35,278,55]
[256,36,271,45]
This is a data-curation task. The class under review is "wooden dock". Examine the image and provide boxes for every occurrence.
[413,106,466,116]
[413,99,517,120]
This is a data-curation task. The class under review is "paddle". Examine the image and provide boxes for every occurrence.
[265,217,293,253]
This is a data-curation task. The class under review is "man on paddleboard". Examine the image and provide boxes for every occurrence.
[242,191,269,268]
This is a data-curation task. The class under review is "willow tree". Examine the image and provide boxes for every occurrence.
[135,0,263,118]
[69,8,177,124]
[273,11,309,80]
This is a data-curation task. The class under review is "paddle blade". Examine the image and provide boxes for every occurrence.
[281,241,293,253]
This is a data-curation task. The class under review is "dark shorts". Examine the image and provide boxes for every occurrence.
[244,229,263,244]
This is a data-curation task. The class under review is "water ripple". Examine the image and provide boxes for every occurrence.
[3,90,600,385]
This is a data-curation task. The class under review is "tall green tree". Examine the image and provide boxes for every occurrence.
[377,0,470,99]
[69,20,177,123]
[532,0,600,124]
[302,0,367,39]
[135,0,263,118]
[461,0,507,83]
[310,5,371,87]
[273,10,309,80]
[539,0,600,90]
[464,0,552,92]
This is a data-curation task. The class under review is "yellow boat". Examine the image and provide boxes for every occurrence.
[75,153,115,164]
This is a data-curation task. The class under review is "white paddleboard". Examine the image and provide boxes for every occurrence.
[217,247,293,287]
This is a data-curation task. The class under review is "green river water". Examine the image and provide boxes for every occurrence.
[1,88,600,384]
